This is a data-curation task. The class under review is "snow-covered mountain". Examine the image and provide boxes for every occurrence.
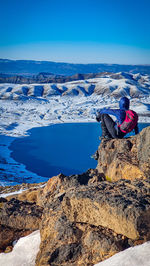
[0,72,150,100]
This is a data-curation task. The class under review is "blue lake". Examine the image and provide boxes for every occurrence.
[9,122,150,180]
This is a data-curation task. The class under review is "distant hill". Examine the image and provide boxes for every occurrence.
[0,59,150,76]
[0,72,150,100]
[0,71,111,84]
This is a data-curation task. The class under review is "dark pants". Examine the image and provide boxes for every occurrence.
[101,114,125,139]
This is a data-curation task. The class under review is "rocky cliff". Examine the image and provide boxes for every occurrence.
[97,126,150,181]
[0,126,150,265]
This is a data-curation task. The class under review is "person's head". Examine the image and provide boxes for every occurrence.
[119,97,130,110]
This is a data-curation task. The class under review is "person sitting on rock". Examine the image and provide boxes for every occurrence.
[96,96,139,140]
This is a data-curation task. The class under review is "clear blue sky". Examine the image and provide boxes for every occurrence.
[0,0,150,64]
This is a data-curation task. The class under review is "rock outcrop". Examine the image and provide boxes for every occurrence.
[35,175,150,266]
[0,126,150,265]
[97,126,150,181]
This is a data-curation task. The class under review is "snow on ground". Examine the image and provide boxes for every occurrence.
[0,95,113,137]
[0,230,149,266]
[95,241,150,266]
[0,183,45,198]
[0,230,40,266]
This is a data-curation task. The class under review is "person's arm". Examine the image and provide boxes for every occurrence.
[96,108,121,122]
[134,123,139,134]
[100,108,122,117]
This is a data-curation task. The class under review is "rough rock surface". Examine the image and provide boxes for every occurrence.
[0,197,43,251]
[62,179,150,240]
[35,175,150,266]
[36,183,128,265]
[37,170,105,207]
[0,198,43,230]
[97,126,150,181]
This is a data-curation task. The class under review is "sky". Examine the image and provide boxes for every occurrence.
[0,0,150,64]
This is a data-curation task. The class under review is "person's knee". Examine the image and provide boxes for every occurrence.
[101,113,107,121]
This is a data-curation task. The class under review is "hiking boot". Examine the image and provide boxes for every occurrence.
[101,120,112,140]
[91,150,99,160]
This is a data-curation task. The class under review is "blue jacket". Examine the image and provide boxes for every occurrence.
[99,108,126,124]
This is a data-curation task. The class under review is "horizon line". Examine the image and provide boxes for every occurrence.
[0,58,150,67]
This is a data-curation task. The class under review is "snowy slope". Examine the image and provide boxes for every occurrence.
[0,231,40,266]
[0,231,149,266]
[95,241,150,266]
[0,72,149,99]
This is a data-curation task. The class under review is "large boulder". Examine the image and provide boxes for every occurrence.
[35,174,150,266]
[36,182,130,266]
[97,126,150,181]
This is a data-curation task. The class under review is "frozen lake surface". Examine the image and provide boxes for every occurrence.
[9,123,99,178]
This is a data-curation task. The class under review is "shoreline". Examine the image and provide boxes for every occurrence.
[0,135,48,187]
[0,114,150,138]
